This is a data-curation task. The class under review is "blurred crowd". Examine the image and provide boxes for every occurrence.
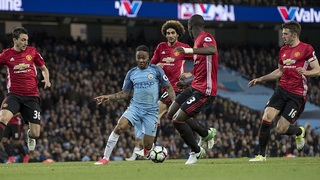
[0,33,319,163]
[147,0,319,7]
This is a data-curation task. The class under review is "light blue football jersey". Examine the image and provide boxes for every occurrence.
[122,64,170,110]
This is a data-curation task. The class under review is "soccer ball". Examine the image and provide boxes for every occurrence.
[149,146,168,163]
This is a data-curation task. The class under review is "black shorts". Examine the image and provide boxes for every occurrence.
[2,93,41,125]
[3,123,23,140]
[175,86,215,117]
[267,86,306,124]
[159,91,181,107]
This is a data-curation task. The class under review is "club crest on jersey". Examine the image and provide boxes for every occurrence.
[2,103,8,108]
[294,52,300,57]
[26,55,32,61]
[174,51,180,56]
[148,74,154,79]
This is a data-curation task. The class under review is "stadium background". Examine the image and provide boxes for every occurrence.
[0,0,319,162]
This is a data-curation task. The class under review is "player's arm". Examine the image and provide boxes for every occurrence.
[248,65,283,87]
[174,44,216,55]
[165,84,176,103]
[38,65,51,89]
[94,91,130,105]
[297,59,320,77]
[150,45,160,65]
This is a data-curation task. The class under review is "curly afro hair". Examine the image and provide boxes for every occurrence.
[161,20,185,39]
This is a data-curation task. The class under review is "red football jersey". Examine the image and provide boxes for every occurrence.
[151,41,192,92]
[0,46,45,96]
[191,31,218,96]
[278,42,317,96]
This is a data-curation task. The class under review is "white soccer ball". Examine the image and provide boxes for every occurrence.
[149,146,168,163]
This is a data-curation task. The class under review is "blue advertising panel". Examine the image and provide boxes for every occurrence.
[0,0,319,23]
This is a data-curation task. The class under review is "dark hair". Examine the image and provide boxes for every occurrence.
[189,14,205,28]
[282,21,301,37]
[161,20,185,39]
[136,45,149,54]
[12,27,28,39]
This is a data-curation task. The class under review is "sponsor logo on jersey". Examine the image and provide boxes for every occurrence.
[134,82,155,89]
[283,59,296,65]
[162,57,175,63]
[13,63,30,70]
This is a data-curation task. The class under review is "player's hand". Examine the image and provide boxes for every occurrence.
[179,72,192,80]
[174,47,184,53]
[176,81,189,89]
[42,80,51,89]
[296,67,307,75]
[94,95,110,104]
[247,78,260,87]
[156,63,164,68]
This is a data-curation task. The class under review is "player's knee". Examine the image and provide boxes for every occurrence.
[275,125,287,134]
[0,117,12,125]
[114,125,125,134]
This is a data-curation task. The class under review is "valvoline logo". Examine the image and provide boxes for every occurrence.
[277,6,298,21]
[199,4,210,13]
[115,0,142,18]
[278,6,320,23]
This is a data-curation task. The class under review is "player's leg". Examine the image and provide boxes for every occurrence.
[11,121,29,163]
[277,94,306,150]
[168,88,198,153]
[126,124,143,161]
[154,100,168,144]
[249,88,285,162]
[168,87,210,164]
[2,126,15,163]
[95,116,132,165]
[0,95,20,142]
[95,106,138,165]
[139,110,158,158]
[20,97,41,151]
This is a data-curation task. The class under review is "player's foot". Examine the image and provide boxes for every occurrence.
[296,126,306,150]
[185,147,205,165]
[6,156,15,164]
[198,128,217,149]
[27,129,36,151]
[94,158,109,165]
[125,155,137,161]
[249,155,266,162]
[135,149,150,159]
[23,155,30,163]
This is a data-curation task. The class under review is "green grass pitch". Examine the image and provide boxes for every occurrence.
[1,158,319,180]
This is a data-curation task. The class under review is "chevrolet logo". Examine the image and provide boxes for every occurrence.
[13,63,30,70]
[162,57,174,63]
[283,59,296,65]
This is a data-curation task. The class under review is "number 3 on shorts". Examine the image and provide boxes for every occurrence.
[33,110,41,120]
[186,97,196,105]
